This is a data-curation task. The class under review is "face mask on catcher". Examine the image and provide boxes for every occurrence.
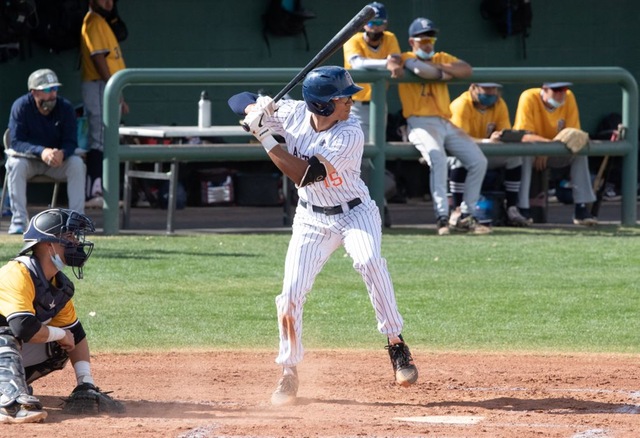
[49,245,66,271]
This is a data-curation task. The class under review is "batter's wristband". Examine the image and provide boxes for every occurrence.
[261,135,279,152]
[46,326,66,342]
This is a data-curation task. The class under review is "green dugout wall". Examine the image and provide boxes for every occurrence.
[1,0,639,134]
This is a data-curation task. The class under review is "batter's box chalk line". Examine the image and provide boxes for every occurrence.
[393,415,484,425]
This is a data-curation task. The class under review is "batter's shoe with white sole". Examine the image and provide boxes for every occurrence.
[386,340,418,387]
[271,367,299,407]
[0,399,47,424]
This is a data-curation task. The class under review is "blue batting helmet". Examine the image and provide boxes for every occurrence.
[302,66,363,117]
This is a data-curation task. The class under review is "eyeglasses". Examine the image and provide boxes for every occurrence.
[412,36,437,45]
[550,86,569,92]
[367,19,386,27]
[40,86,59,93]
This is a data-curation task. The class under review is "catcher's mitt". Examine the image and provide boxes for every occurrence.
[554,127,590,153]
[62,383,125,415]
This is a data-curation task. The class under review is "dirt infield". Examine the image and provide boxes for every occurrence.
[13,350,639,437]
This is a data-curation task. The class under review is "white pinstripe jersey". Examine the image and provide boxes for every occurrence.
[265,100,371,207]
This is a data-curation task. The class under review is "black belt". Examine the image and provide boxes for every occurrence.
[299,198,362,216]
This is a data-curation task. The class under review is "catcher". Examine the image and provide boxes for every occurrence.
[0,208,124,424]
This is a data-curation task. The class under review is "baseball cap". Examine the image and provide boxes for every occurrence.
[409,17,438,37]
[28,68,62,91]
[475,82,503,88]
[368,2,387,21]
[542,82,573,89]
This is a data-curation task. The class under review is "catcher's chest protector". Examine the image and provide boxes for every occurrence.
[14,256,75,322]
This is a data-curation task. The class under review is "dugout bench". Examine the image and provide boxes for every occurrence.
[102,67,638,235]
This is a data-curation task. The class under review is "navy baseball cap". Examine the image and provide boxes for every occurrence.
[368,2,387,21]
[409,17,438,37]
[543,82,573,89]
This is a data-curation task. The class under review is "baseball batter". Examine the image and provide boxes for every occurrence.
[228,66,418,407]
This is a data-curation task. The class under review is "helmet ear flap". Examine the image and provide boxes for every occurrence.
[307,99,335,117]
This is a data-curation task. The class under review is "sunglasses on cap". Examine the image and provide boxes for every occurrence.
[39,86,59,93]
[367,19,386,27]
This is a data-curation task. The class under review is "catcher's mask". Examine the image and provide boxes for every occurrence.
[19,208,95,279]
[302,66,362,117]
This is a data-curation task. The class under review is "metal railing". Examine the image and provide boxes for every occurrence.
[103,67,637,234]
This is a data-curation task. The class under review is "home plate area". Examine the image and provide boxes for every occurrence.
[14,351,640,438]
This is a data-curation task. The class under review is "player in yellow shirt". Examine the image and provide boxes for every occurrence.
[513,82,597,226]
[449,83,530,226]
[398,17,488,235]
[80,0,128,208]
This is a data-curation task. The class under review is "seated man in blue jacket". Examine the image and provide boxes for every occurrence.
[6,69,86,235]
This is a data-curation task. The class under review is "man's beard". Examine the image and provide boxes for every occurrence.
[39,98,57,113]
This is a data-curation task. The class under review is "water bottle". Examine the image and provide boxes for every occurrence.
[198,91,211,128]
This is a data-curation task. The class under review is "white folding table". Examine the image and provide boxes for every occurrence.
[118,125,253,233]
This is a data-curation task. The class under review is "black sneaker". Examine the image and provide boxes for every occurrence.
[271,368,299,406]
[386,342,418,387]
[436,216,450,236]
[573,204,598,226]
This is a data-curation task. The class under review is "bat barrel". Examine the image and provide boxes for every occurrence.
[272,5,375,102]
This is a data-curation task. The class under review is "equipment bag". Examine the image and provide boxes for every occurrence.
[262,0,315,56]
[480,0,532,58]
[31,0,88,53]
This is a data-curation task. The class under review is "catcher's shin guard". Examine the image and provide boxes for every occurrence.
[25,342,69,384]
[0,328,35,407]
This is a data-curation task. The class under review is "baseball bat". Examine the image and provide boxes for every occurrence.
[590,123,624,217]
[271,5,376,102]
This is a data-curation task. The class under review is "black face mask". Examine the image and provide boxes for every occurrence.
[366,31,383,42]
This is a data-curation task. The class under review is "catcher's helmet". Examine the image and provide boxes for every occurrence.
[19,208,95,279]
[408,17,439,37]
[302,66,363,117]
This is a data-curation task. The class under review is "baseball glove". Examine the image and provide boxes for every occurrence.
[554,127,590,153]
[61,383,125,415]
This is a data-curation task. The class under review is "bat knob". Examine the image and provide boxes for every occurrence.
[241,122,250,132]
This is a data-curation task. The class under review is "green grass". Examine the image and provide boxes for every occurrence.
[1,225,639,354]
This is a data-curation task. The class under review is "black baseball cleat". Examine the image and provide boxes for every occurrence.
[386,341,418,387]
